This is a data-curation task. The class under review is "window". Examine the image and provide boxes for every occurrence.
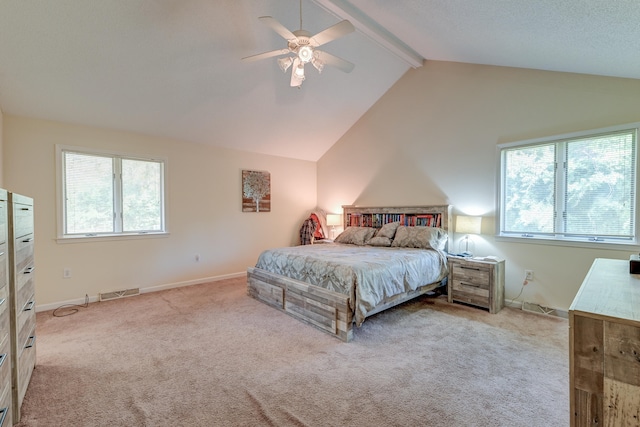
[57,146,166,239]
[498,125,637,245]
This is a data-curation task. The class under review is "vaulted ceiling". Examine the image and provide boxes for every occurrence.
[1,1,639,161]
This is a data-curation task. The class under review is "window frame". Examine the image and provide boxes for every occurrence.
[55,145,169,242]
[495,123,639,250]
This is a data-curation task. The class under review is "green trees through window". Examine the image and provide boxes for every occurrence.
[62,150,165,236]
[500,128,636,243]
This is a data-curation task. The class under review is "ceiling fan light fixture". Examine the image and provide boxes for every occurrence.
[294,63,305,79]
[278,56,294,72]
[311,57,324,73]
[297,45,313,63]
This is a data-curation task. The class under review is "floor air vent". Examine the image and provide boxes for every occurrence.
[522,301,556,316]
[99,288,140,302]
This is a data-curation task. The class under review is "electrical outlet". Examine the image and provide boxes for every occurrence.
[63,268,72,278]
[525,270,534,281]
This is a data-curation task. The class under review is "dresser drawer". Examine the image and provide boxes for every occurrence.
[0,296,9,347]
[16,272,35,315]
[0,339,10,406]
[14,234,34,275]
[12,200,34,240]
[0,247,6,289]
[0,380,12,427]
[17,296,36,358]
[0,199,6,246]
[17,326,36,405]
[0,286,8,322]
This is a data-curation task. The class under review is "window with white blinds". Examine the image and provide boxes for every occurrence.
[59,147,166,238]
[498,125,637,245]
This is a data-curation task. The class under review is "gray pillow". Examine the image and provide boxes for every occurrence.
[391,226,447,250]
[367,236,392,247]
[334,227,376,246]
[376,221,400,239]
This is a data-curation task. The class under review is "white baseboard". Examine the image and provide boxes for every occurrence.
[35,271,247,313]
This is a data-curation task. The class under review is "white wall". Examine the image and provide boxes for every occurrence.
[3,115,317,307]
[318,61,640,312]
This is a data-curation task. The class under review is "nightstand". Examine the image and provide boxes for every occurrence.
[447,256,505,313]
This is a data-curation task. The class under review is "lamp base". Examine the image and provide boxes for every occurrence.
[458,235,475,257]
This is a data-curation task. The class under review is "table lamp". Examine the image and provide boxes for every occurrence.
[326,214,342,239]
[456,215,481,256]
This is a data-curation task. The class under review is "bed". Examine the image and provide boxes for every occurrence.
[247,205,452,341]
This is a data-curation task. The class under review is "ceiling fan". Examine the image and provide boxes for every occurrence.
[242,0,355,88]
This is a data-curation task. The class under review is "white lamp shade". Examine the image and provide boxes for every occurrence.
[456,216,481,235]
[326,214,342,227]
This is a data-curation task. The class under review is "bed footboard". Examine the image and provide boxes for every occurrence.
[247,267,355,342]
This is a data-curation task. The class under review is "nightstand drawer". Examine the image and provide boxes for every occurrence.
[451,264,490,288]
[452,279,490,297]
[451,292,489,309]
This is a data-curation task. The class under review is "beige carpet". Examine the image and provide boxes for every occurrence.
[17,277,568,426]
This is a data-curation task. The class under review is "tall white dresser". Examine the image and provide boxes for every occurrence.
[0,190,12,426]
[8,193,35,423]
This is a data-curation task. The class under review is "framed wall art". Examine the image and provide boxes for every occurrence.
[242,170,271,212]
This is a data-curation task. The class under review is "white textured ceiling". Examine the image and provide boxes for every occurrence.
[1,0,639,161]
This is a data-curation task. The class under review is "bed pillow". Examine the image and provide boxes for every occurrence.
[375,221,401,239]
[391,226,447,250]
[367,236,392,247]
[334,227,376,246]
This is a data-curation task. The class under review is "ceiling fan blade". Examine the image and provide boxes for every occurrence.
[310,20,355,47]
[242,48,290,62]
[315,51,355,73]
[259,16,297,41]
[290,58,304,87]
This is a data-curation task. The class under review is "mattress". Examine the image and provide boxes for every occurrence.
[254,243,448,326]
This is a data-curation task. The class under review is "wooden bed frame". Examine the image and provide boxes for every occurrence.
[247,205,452,342]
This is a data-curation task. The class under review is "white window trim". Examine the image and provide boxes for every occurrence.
[55,144,169,242]
[495,122,640,249]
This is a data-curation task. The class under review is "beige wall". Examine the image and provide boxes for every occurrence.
[3,115,317,308]
[318,61,640,312]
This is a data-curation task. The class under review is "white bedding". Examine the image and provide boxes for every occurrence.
[254,242,448,326]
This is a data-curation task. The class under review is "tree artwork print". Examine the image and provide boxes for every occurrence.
[242,170,271,212]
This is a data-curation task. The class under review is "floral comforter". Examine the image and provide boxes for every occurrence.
[254,243,448,326]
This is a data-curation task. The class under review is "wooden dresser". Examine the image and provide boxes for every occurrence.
[8,193,35,423]
[569,258,640,426]
[0,190,12,426]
